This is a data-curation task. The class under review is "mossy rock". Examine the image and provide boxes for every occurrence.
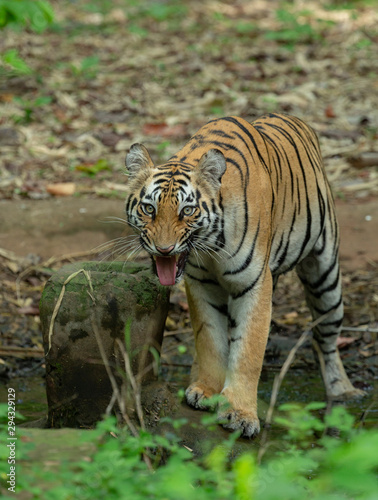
[40,261,170,428]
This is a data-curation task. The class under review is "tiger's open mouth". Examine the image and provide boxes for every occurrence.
[152,251,188,286]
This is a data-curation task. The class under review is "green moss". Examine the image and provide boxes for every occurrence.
[128,272,170,310]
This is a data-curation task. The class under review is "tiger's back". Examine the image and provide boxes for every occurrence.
[170,113,335,278]
[125,113,363,438]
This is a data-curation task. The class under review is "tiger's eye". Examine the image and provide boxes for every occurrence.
[142,203,155,216]
[182,206,195,216]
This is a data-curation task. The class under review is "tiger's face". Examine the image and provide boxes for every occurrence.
[125,144,226,286]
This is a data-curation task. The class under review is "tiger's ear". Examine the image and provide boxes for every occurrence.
[125,143,154,176]
[197,149,226,186]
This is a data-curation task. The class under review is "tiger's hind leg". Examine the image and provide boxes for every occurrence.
[296,225,365,400]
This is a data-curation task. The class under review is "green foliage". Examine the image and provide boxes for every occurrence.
[324,0,376,10]
[123,0,188,37]
[1,401,377,499]
[264,8,321,48]
[12,95,52,124]
[210,106,225,116]
[75,159,112,177]
[235,22,258,35]
[0,1,54,78]
[140,1,187,23]
[1,48,32,75]
[0,0,54,32]
[156,140,171,161]
[68,55,100,79]
[275,401,327,445]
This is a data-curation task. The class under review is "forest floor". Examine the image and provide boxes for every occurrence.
[0,0,377,414]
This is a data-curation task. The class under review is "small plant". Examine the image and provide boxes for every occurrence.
[156,140,171,161]
[75,158,112,177]
[138,1,188,23]
[68,55,100,80]
[124,0,188,35]
[274,401,327,446]
[1,402,375,499]
[265,8,320,48]
[0,1,54,77]
[0,0,54,32]
[1,48,32,75]
[12,95,52,124]
[235,22,257,35]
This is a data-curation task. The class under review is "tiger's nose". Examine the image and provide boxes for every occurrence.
[156,245,175,255]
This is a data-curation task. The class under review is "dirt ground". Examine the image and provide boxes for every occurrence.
[1,196,377,268]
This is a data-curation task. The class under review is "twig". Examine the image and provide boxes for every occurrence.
[356,402,376,429]
[93,320,153,470]
[257,311,332,463]
[360,28,378,44]
[0,248,18,261]
[115,339,146,429]
[45,269,93,355]
[16,265,52,301]
[341,326,378,334]
[164,328,193,337]
[0,346,44,358]
[161,361,192,368]
[43,249,99,267]
[91,315,138,435]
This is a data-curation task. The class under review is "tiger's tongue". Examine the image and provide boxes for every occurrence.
[155,256,176,286]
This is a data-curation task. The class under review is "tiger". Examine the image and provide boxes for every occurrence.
[124,113,364,438]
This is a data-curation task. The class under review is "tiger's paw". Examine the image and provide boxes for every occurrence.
[185,383,217,410]
[327,386,366,400]
[217,408,260,438]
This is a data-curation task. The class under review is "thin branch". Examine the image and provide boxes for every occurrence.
[341,326,378,334]
[45,269,93,355]
[257,311,332,463]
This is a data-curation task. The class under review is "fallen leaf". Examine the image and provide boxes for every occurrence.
[142,123,186,138]
[46,182,76,196]
[165,316,177,331]
[18,305,40,316]
[0,93,15,103]
[358,346,374,357]
[325,105,336,118]
[284,311,298,319]
[336,336,355,349]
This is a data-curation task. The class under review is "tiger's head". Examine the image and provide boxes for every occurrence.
[125,144,226,286]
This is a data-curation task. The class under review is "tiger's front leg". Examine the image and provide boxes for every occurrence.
[219,269,273,438]
[184,278,229,409]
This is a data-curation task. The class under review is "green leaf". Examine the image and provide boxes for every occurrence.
[2,48,32,74]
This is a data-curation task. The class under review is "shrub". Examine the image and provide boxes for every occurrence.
[0,0,53,32]
[1,401,377,499]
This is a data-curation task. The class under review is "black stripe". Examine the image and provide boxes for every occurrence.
[211,129,235,140]
[320,317,343,328]
[314,227,327,256]
[303,272,340,299]
[223,117,271,175]
[300,254,338,290]
[313,296,343,316]
[262,122,314,256]
[209,303,237,329]
[231,263,267,299]
[186,273,219,286]
[224,221,260,276]
[271,207,297,271]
